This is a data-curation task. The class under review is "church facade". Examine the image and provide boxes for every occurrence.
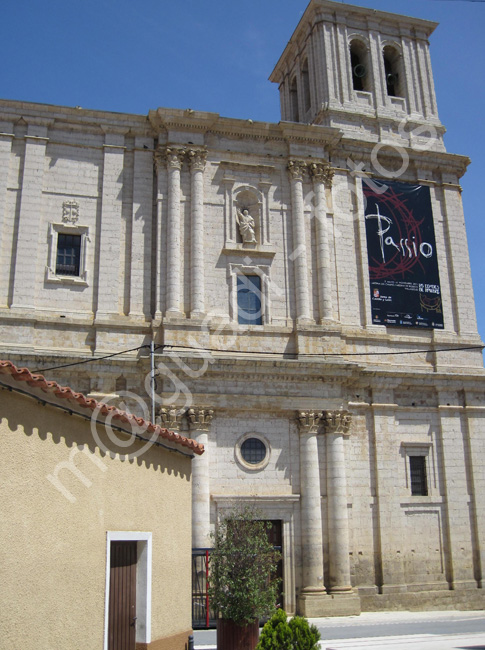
[1,0,484,617]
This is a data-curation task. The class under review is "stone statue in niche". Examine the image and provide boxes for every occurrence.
[236,208,257,243]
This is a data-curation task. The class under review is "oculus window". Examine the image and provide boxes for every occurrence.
[241,438,267,465]
[235,434,271,471]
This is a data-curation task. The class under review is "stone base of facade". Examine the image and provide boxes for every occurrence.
[136,629,192,650]
[298,591,361,617]
[360,588,485,613]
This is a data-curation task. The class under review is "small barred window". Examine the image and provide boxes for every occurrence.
[240,438,267,465]
[410,456,428,496]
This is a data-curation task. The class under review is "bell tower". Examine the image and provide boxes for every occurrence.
[270,0,446,149]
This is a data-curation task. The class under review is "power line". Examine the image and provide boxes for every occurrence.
[162,343,484,359]
[32,344,161,373]
[26,340,484,376]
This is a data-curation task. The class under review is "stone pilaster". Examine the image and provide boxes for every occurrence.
[322,410,353,593]
[464,393,485,588]
[309,162,334,322]
[130,137,154,317]
[297,410,327,615]
[288,161,311,322]
[96,130,126,318]
[187,407,214,548]
[0,124,14,307]
[188,149,207,318]
[165,147,185,316]
[371,391,407,593]
[438,391,477,589]
[11,122,50,310]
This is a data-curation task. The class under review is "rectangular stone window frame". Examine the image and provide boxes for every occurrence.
[103,531,152,649]
[401,442,432,497]
[228,263,271,326]
[46,222,89,285]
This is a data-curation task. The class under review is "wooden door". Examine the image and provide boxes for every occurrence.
[108,541,137,650]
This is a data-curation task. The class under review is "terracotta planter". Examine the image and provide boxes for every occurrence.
[217,618,259,650]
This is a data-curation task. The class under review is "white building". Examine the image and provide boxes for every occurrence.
[1,0,484,617]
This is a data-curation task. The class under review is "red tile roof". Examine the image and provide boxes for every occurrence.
[0,360,204,456]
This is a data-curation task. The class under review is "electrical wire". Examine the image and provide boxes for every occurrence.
[32,344,165,374]
[162,343,484,358]
[25,340,485,376]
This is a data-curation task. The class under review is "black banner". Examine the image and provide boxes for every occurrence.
[363,180,444,329]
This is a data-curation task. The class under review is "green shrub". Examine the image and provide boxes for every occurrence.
[208,507,281,625]
[256,609,321,650]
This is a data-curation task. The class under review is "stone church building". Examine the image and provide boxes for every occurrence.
[1,0,484,618]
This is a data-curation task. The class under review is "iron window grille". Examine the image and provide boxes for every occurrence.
[409,455,428,496]
[56,233,81,276]
[240,437,267,465]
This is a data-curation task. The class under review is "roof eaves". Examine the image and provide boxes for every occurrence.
[0,360,204,456]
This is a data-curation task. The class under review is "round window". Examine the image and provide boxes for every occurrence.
[240,437,267,465]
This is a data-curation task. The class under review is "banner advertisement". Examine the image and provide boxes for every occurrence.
[363,180,444,329]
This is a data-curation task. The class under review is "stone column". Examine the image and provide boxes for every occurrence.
[187,407,214,548]
[165,147,185,316]
[309,162,334,322]
[188,149,207,318]
[153,147,165,320]
[288,161,311,322]
[322,410,353,593]
[297,411,326,615]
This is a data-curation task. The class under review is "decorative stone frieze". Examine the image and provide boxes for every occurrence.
[322,410,352,435]
[308,161,334,188]
[153,145,186,171]
[158,407,183,431]
[296,410,323,434]
[287,159,308,181]
[187,148,207,172]
[186,407,214,431]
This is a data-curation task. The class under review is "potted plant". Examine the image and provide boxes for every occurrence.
[209,507,281,650]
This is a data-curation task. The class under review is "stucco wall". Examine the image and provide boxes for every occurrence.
[0,389,193,649]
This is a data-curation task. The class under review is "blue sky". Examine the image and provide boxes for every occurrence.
[2,0,484,343]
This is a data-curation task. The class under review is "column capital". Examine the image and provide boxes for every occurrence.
[322,410,352,435]
[308,161,334,188]
[287,159,308,182]
[186,407,214,431]
[187,148,207,172]
[153,145,186,171]
[297,410,323,434]
[158,407,183,431]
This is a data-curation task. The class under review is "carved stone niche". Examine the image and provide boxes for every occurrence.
[234,188,260,245]
[222,185,276,258]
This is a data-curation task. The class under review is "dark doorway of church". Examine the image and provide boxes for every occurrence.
[264,520,283,608]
